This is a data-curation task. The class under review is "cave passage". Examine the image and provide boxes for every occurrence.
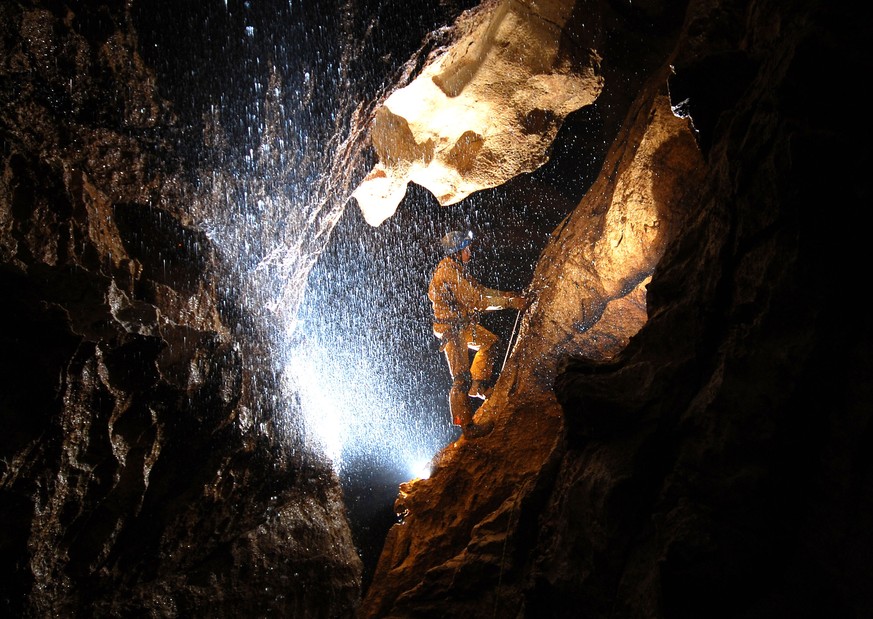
[299,166,588,583]
[131,0,599,586]
[131,2,477,468]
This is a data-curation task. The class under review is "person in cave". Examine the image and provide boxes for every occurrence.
[428,229,528,439]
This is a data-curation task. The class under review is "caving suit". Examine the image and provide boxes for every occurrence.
[428,253,522,427]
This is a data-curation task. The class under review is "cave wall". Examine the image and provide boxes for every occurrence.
[545,1,873,615]
[360,0,872,617]
[0,2,361,616]
[3,0,870,617]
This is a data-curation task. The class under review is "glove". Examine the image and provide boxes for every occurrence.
[512,295,528,310]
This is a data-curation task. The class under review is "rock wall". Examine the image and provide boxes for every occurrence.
[3,0,870,617]
[0,2,361,616]
[360,0,873,617]
[351,0,605,226]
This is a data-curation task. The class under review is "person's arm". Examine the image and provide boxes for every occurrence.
[457,273,525,313]
[481,286,527,311]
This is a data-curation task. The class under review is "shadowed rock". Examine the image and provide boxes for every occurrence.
[0,2,362,616]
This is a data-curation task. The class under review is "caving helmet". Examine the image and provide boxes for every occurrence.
[441,230,474,256]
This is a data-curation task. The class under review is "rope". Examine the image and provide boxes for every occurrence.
[500,309,522,373]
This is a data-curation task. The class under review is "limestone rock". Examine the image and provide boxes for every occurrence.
[351,0,604,226]
[360,0,873,617]
[3,0,872,617]
[0,3,361,616]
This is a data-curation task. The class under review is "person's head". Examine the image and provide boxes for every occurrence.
[441,230,474,261]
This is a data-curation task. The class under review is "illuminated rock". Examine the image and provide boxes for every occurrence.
[359,0,873,617]
[2,0,871,618]
[359,68,703,619]
[0,4,361,616]
[351,0,604,226]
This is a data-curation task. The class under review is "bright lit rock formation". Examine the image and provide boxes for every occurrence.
[358,0,873,617]
[3,0,871,617]
[351,0,603,226]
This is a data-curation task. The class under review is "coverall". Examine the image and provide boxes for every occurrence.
[428,253,523,427]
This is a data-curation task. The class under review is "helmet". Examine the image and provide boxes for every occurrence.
[441,230,473,255]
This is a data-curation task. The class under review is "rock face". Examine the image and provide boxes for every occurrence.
[3,0,871,617]
[0,2,360,617]
[351,0,604,226]
[360,0,873,617]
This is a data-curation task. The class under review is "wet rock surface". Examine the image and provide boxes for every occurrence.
[2,0,871,617]
[351,0,606,225]
[360,0,873,617]
[1,2,360,616]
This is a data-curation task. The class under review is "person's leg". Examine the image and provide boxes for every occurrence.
[441,326,494,438]
[468,325,499,398]
[441,332,473,426]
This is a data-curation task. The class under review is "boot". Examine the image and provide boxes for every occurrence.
[463,420,494,439]
[468,379,494,400]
